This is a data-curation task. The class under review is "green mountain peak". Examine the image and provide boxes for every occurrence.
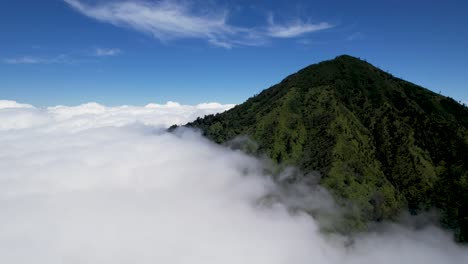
[185,55,468,242]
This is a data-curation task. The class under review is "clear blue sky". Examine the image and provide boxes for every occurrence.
[1,0,467,106]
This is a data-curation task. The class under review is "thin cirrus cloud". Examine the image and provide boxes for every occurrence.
[4,48,121,65]
[346,32,364,41]
[94,47,122,57]
[63,0,334,48]
[3,55,71,65]
[266,15,333,38]
[3,57,42,64]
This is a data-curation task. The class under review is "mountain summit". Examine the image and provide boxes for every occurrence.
[185,55,468,241]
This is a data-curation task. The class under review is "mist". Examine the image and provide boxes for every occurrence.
[0,100,467,263]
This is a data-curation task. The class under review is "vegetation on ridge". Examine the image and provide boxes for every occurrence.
[182,55,468,242]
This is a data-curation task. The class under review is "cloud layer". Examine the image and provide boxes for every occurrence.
[0,100,234,131]
[0,100,467,263]
[64,0,333,48]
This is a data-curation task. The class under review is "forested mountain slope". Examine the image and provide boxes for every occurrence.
[183,55,468,242]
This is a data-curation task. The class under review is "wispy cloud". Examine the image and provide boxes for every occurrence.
[64,0,333,48]
[4,57,41,64]
[94,48,122,57]
[4,48,122,65]
[3,54,72,65]
[347,32,364,41]
[64,0,238,48]
[266,15,333,38]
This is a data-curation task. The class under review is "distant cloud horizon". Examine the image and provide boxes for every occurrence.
[0,99,235,130]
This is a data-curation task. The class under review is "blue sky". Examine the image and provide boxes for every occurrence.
[1,0,467,106]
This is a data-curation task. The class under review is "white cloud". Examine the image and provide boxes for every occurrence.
[266,15,333,38]
[4,49,120,65]
[0,100,235,131]
[0,100,34,109]
[94,48,122,56]
[64,0,238,48]
[0,100,467,263]
[4,54,74,65]
[63,0,333,48]
[347,32,364,41]
[3,57,42,64]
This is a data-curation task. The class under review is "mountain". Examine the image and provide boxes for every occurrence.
[182,55,468,242]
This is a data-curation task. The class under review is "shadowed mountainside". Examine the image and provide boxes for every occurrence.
[182,55,468,242]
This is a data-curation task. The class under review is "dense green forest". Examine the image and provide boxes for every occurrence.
[178,55,468,242]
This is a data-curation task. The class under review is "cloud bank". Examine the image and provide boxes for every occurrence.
[0,100,234,131]
[64,0,333,48]
[0,100,467,263]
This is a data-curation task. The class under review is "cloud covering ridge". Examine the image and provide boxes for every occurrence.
[0,100,467,263]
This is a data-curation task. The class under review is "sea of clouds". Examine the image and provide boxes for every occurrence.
[0,99,467,263]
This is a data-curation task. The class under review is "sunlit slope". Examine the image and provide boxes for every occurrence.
[186,55,468,241]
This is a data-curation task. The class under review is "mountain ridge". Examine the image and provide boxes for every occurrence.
[181,55,468,241]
